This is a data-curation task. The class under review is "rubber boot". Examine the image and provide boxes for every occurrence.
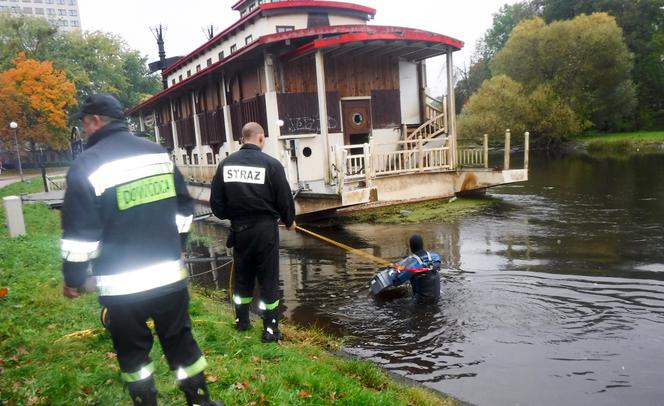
[127,377,158,406]
[179,372,224,406]
[261,309,282,343]
[234,303,251,331]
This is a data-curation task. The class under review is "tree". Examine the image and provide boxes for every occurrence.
[458,75,584,147]
[0,15,160,112]
[533,0,664,126]
[0,14,58,70]
[457,75,531,141]
[479,1,540,60]
[456,2,539,113]
[0,53,77,153]
[491,13,636,131]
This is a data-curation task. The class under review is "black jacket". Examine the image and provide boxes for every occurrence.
[60,121,193,305]
[209,144,295,226]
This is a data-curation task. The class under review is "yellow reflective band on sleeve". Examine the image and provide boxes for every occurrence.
[116,174,176,210]
[95,260,187,296]
[88,153,173,196]
[176,214,193,233]
[60,239,100,262]
[121,362,155,382]
[175,356,208,380]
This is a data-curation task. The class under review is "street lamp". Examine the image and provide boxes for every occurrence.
[9,121,23,182]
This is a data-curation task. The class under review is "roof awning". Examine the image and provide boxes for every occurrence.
[281,30,463,62]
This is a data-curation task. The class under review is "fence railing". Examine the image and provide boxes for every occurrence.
[45,174,67,191]
[178,164,217,183]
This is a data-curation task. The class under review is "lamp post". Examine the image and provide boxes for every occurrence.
[9,122,23,182]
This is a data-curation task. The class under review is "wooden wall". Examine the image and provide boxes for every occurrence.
[276,92,341,135]
[279,53,400,97]
[371,89,401,129]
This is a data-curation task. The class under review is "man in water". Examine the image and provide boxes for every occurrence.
[390,234,442,304]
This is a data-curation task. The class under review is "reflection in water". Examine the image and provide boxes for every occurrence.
[193,152,664,406]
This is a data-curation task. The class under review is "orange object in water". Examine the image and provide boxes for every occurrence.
[0,287,8,299]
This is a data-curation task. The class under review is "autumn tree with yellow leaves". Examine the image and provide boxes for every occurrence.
[0,53,76,156]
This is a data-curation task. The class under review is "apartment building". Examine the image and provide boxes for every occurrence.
[0,0,81,32]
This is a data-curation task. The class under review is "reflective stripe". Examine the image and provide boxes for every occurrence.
[88,153,173,196]
[234,295,253,305]
[409,254,425,266]
[258,300,279,311]
[61,239,100,262]
[176,214,193,233]
[121,362,154,382]
[175,356,208,380]
[95,260,186,296]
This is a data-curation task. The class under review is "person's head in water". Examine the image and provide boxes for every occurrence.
[241,122,266,150]
[409,234,424,253]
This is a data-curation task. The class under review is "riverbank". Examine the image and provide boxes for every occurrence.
[572,131,664,154]
[0,182,457,405]
[342,197,495,224]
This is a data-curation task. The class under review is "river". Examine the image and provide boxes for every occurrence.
[193,151,664,406]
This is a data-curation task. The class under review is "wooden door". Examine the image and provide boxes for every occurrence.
[341,99,372,146]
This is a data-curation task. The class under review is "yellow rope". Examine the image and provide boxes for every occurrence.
[294,225,391,267]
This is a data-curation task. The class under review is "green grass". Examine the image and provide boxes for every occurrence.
[572,131,664,155]
[0,197,457,404]
[0,177,44,198]
[574,131,664,143]
[344,197,494,224]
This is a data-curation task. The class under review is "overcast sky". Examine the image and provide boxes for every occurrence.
[78,0,518,94]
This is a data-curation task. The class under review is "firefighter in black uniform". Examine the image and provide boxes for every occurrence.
[210,122,296,343]
[61,94,223,406]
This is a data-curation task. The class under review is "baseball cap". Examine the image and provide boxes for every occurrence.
[72,93,125,120]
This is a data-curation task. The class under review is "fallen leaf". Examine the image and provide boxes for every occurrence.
[47,323,58,330]
[105,379,113,385]
[250,355,261,364]
[244,403,257,406]
[309,355,319,361]
[207,374,218,383]
[104,352,116,359]
[26,397,40,405]
[232,382,250,390]
[298,390,312,398]
[81,386,94,394]
[0,287,8,298]
[16,347,27,355]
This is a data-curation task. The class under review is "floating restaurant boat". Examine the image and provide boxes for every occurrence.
[128,0,529,216]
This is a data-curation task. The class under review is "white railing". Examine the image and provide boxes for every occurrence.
[334,138,453,186]
[46,174,67,191]
[178,164,217,183]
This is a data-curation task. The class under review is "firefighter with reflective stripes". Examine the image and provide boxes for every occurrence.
[210,122,296,342]
[61,94,223,406]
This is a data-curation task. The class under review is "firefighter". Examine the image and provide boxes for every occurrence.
[210,122,296,343]
[61,93,223,406]
[391,234,442,304]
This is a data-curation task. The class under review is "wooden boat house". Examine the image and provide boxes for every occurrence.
[128,0,528,215]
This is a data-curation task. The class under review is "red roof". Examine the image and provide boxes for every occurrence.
[129,24,463,115]
[162,1,376,76]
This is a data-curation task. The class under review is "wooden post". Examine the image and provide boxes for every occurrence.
[417,136,424,172]
[314,50,330,183]
[524,131,530,170]
[446,49,457,169]
[483,134,489,169]
[3,196,26,237]
[401,123,408,141]
[504,129,511,170]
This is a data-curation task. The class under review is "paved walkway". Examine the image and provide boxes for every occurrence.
[0,175,31,189]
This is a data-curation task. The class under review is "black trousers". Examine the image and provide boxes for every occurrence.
[106,288,203,377]
[233,219,280,306]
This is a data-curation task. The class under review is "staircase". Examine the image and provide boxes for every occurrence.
[405,94,447,145]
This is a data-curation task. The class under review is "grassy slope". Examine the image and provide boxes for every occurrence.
[0,181,456,405]
[574,131,664,143]
[344,197,494,224]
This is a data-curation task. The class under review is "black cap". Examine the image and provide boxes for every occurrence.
[72,93,124,120]
[409,234,424,253]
